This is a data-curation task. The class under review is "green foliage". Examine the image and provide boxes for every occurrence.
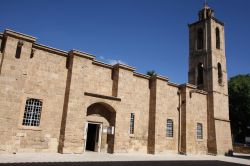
[146,70,157,76]
[229,74,250,142]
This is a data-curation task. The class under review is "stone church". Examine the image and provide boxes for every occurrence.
[0,5,232,155]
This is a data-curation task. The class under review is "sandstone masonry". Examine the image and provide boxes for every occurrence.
[0,5,232,155]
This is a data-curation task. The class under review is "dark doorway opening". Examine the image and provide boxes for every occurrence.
[86,123,99,151]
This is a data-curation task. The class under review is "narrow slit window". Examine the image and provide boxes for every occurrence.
[30,48,35,59]
[22,98,43,127]
[216,27,220,49]
[197,28,204,50]
[217,63,223,84]
[166,119,173,137]
[197,123,203,139]
[197,63,204,85]
[130,113,135,134]
[15,41,23,59]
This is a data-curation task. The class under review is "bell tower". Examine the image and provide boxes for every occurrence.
[188,4,232,155]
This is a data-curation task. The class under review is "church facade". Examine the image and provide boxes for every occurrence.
[0,5,232,155]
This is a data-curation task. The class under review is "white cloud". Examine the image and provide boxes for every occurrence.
[98,55,126,65]
[107,59,127,65]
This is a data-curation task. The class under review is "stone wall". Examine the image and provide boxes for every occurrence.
[0,29,226,155]
[180,84,208,154]
[0,30,68,153]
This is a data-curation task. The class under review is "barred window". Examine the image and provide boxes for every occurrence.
[197,123,203,139]
[130,113,135,134]
[22,98,43,126]
[166,119,173,137]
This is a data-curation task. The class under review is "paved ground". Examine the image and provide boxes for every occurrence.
[0,152,249,165]
[0,161,247,166]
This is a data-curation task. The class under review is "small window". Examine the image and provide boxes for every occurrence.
[197,123,203,139]
[15,40,23,59]
[197,63,204,85]
[217,63,223,84]
[30,48,35,59]
[216,27,220,49]
[22,98,43,126]
[197,28,204,50]
[166,119,173,137]
[130,113,135,134]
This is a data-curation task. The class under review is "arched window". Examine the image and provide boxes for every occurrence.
[197,123,203,139]
[217,63,223,84]
[197,63,204,85]
[22,98,43,126]
[166,119,173,137]
[216,27,220,49]
[197,28,204,50]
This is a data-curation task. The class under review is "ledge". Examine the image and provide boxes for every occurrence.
[214,117,230,122]
[4,29,37,43]
[113,63,135,72]
[179,83,197,89]
[133,72,150,79]
[188,17,224,27]
[168,81,179,87]
[151,75,169,82]
[84,92,121,101]
[34,43,68,57]
[69,49,95,60]
[93,60,113,69]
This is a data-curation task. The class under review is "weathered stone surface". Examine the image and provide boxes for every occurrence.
[0,5,232,155]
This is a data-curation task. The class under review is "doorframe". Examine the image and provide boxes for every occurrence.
[84,121,103,153]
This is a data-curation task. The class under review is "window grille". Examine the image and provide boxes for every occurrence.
[197,123,203,139]
[166,119,173,137]
[130,113,135,134]
[22,98,43,126]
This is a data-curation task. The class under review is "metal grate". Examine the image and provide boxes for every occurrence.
[197,123,203,139]
[166,119,173,137]
[22,98,42,126]
[130,113,135,134]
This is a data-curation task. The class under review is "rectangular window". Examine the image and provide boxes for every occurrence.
[130,113,135,134]
[197,123,203,139]
[22,98,43,126]
[166,119,173,137]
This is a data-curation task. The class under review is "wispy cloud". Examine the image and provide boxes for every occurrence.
[98,56,127,65]
[107,59,126,65]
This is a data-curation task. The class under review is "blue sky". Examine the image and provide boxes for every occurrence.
[0,0,249,83]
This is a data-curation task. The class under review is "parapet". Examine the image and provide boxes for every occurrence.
[4,29,36,43]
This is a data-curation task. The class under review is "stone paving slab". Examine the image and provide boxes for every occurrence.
[0,153,249,165]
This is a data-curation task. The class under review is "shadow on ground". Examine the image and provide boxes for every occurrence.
[0,161,247,166]
[233,155,250,160]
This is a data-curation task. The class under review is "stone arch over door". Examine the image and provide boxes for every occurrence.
[85,102,116,153]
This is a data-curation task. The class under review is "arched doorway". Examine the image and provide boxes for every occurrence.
[84,102,116,153]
